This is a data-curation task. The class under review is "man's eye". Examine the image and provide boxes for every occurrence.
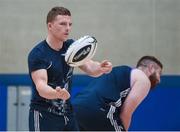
[60,22,66,25]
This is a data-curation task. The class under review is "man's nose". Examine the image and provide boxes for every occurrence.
[157,76,161,83]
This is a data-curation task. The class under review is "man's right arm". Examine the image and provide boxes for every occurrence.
[31,69,70,100]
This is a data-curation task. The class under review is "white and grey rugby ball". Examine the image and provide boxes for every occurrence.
[65,35,97,67]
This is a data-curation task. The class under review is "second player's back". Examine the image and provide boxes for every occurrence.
[72,65,132,110]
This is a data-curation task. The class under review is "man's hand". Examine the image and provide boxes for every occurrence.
[99,60,112,74]
[56,87,70,100]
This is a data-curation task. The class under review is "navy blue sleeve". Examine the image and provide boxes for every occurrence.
[28,49,49,72]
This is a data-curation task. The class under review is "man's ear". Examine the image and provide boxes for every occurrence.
[48,22,52,29]
[148,63,155,74]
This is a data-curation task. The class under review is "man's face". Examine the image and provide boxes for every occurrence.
[149,66,162,89]
[48,15,72,41]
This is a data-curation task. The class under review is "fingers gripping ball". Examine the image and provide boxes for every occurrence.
[65,35,97,67]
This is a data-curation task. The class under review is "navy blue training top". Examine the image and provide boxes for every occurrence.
[72,65,132,111]
[28,39,74,114]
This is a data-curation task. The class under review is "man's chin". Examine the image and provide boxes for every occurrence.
[150,81,158,90]
[59,36,68,42]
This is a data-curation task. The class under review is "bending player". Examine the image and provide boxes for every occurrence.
[72,55,163,131]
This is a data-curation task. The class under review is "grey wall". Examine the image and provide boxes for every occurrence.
[0,0,179,74]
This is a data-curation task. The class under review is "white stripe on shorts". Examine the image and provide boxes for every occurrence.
[106,88,131,131]
[34,110,40,131]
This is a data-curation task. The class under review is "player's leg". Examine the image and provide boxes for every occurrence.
[29,109,36,131]
[29,108,65,131]
[73,105,115,131]
[63,112,79,131]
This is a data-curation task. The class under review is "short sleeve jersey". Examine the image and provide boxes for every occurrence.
[72,65,132,111]
[28,39,74,112]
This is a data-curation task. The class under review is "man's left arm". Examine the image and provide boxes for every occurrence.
[79,59,112,77]
[120,70,151,130]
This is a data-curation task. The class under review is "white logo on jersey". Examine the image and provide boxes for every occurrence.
[46,61,52,69]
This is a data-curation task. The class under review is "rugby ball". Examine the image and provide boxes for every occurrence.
[65,35,97,67]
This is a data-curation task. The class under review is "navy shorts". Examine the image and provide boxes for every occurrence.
[73,105,125,131]
[29,108,79,131]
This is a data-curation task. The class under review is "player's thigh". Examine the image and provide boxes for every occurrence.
[64,112,79,131]
[29,109,65,131]
[73,105,114,131]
